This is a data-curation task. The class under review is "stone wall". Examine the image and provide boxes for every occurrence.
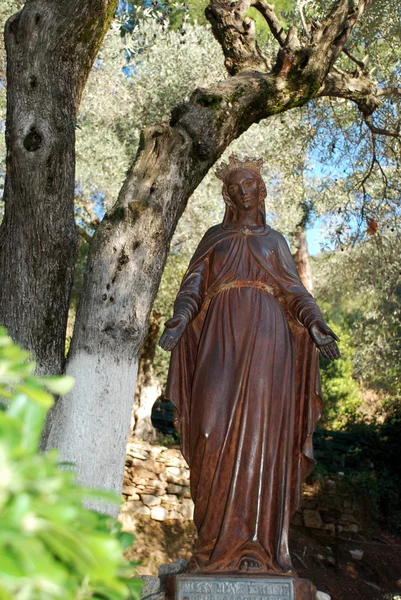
[294,476,362,534]
[122,441,193,523]
[122,441,361,534]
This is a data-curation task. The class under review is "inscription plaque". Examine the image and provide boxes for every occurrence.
[176,576,294,600]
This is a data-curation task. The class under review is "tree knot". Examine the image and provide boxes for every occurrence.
[23,127,43,152]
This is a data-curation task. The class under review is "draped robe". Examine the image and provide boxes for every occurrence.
[166,223,324,573]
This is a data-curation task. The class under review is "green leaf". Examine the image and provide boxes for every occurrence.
[15,383,54,408]
[0,583,15,600]
[0,283,134,599]
[118,531,135,551]
[39,529,92,573]
[7,494,32,523]
[0,552,25,577]
[0,413,22,451]
[7,394,47,452]
[0,388,12,401]
[126,577,144,600]
[7,538,67,581]
[37,375,75,396]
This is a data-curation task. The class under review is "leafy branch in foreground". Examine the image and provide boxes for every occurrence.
[0,326,141,600]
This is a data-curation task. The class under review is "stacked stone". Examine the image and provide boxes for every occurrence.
[291,477,361,534]
[122,442,361,534]
[122,441,194,522]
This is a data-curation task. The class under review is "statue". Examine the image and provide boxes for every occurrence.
[159,155,340,578]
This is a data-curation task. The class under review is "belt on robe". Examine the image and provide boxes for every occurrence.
[211,280,275,297]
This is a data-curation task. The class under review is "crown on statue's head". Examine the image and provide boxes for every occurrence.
[215,154,264,182]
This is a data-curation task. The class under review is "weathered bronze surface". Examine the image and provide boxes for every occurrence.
[159,155,339,578]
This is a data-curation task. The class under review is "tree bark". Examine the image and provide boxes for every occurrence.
[293,225,313,294]
[132,311,162,442]
[0,0,117,375]
[43,0,381,511]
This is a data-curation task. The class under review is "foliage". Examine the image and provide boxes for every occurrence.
[314,231,401,398]
[75,10,225,214]
[317,315,363,429]
[313,417,401,531]
[306,3,401,248]
[313,243,401,529]
[0,327,142,600]
[155,433,179,448]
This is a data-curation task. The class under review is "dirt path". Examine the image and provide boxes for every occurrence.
[125,519,401,599]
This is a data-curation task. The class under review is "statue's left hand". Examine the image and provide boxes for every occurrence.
[158,316,187,352]
[309,321,340,360]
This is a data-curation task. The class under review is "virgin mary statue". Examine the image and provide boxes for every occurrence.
[159,155,339,575]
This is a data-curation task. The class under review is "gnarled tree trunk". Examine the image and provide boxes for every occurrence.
[0,0,117,376]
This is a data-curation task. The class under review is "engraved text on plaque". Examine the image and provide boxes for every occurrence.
[176,576,294,600]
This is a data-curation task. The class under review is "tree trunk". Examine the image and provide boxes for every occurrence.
[132,311,162,442]
[0,0,117,375]
[293,224,314,294]
[44,123,207,511]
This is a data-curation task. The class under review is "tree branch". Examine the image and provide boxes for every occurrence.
[317,70,380,115]
[343,46,367,71]
[332,64,348,76]
[363,114,401,139]
[318,71,401,139]
[310,0,374,71]
[377,87,401,98]
[297,0,312,39]
[253,0,287,46]
[77,226,93,245]
[205,0,270,74]
[357,130,377,188]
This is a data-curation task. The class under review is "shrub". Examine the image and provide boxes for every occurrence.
[0,326,142,600]
[318,317,363,430]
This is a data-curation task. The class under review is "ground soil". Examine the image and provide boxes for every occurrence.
[125,517,401,600]
[290,524,401,599]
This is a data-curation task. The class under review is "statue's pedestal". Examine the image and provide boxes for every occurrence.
[165,573,317,600]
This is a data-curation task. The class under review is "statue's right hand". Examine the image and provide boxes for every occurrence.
[158,316,187,351]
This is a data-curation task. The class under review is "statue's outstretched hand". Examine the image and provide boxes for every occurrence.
[309,321,340,361]
[158,316,187,351]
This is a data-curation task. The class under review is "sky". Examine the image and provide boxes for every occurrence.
[306,223,324,256]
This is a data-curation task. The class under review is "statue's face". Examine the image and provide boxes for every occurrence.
[226,168,259,211]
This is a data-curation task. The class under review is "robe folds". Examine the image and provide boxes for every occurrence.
[166,223,324,573]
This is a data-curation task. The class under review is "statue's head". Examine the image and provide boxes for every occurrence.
[216,155,266,227]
